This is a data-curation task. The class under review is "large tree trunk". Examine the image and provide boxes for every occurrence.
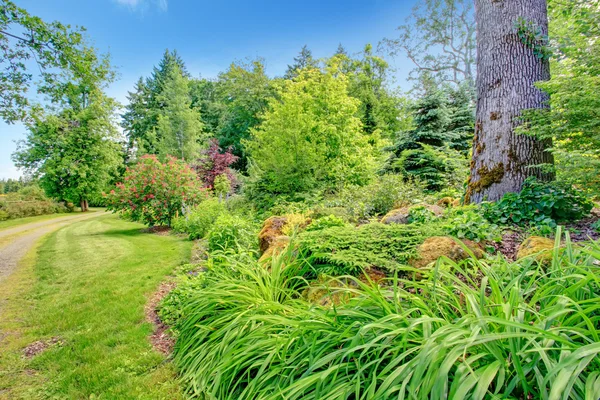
[80,199,89,212]
[466,0,554,204]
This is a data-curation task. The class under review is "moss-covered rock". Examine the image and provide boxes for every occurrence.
[258,235,290,263]
[258,216,287,254]
[381,204,444,225]
[516,236,555,260]
[410,236,484,269]
[436,197,461,208]
[258,215,311,254]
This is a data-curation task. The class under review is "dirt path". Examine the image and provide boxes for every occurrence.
[0,212,103,283]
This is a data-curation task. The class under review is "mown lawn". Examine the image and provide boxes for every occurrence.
[0,214,192,399]
[0,209,101,231]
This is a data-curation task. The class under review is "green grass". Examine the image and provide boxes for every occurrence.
[0,214,192,399]
[0,208,102,231]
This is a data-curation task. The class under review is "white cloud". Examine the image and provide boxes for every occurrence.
[113,0,167,12]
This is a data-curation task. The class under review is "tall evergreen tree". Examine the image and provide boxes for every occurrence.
[383,85,465,190]
[284,45,319,79]
[446,82,475,153]
[121,49,198,158]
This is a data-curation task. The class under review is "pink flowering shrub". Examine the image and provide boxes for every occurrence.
[105,155,207,227]
[194,139,238,190]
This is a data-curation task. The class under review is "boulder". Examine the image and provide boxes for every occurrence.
[516,236,555,260]
[381,204,444,225]
[258,235,290,263]
[258,216,287,254]
[410,236,484,269]
[436,197,461,208]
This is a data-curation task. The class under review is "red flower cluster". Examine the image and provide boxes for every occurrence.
[104,155,207,227]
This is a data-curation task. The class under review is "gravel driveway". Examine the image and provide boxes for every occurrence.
[0,212,103,283]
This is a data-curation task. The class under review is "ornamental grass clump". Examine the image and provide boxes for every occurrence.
[174,229,600,399]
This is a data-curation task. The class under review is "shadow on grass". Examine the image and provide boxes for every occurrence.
[85,228,146,238]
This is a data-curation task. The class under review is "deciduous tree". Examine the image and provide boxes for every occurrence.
[467,0,554,203]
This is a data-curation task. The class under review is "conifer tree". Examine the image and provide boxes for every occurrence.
[284,45,319,79]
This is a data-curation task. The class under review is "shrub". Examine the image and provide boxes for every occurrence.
[483,177,593,227]
[105,155,206,227]
[297,222,444,276]
[172,199,226,240]
[0,198,69,220]
[304,215,347,232]
[442,206,500,242]
[194,139,238,190]
[325,175,426,221]
[174,232,600,399]
[207,214,257,253]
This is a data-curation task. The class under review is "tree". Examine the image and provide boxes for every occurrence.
[284,45,319,79]
[383,85,467,190]
[194,139,238,190]
[446,82,475,153]
[521,0,600,194]
[105,155,206,227]
[216,59,274,170]
[246,64,375,197]
[0,0,94,123]
[13,47,121,211]
[466,0,554,203]
[121,49,191,156]
[154,65,204,161]
[382,0,476,89]
[338,44,404,140]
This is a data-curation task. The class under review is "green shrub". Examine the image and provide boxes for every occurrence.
[407,205,436,224]
[304,215,347,232]
[442,206,500,242]
[483,178,593,227]
[0,198,69,220]
[207,214,257,253]
[172,199,226,240]
[174,232,600,399]
[297,222,444,276]
[325,175,426,221]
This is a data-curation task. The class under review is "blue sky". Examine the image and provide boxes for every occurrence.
[0,0,417,179]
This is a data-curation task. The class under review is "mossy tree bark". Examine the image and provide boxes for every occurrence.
[467,0,554,204]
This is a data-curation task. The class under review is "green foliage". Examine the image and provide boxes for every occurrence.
[0,0,102,123]
[157,267,207,332]
[105,155,206,227]
[172,198,226,240]
[297,222,443,276]
[304,215,347,232]
[521,0,600,193]
[284,45,318,80]
[333,44,405,140]
[442,206,500,242]
[383,84,471,191]
[207,214,257,253]
[407,205,435,224]
[515,17,553,61]
[0,198,69,221]
[324,174,426,221]
[212,174,231,198]
[483,178,593,227]
[154,65,205,161]
[175,230,600,399]
[122,49,191,156]
[591,219,600,233]
[215,59,274,170]
[246,64,376,198]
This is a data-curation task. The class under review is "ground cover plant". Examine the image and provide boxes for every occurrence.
[172,232,600,399]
